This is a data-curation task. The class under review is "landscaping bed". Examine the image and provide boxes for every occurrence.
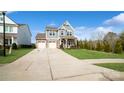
[63,49,124,59]
[95,63,124,72]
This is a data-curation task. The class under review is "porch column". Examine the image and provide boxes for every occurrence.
[11,36,14,44]
[59,39,61,47]
[66,39,68,48]
[74,39,77,48]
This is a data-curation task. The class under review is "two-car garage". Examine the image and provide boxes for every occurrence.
[36,33,57,48]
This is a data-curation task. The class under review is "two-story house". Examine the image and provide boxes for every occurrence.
[0,12,32,46]
[36,21,77,48]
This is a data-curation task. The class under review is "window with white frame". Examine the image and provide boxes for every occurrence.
[49,32,52,36]
[70,32,72,36]
[5,26,13,32]
[5,26,9,32]
[53,32,55,36]
[67,32,69,36]
[61,31,63,35]
[9,27,13,32]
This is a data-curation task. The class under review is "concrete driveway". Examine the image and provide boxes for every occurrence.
[0,48,124,81]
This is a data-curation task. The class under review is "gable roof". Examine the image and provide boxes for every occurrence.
[36,33,46,39]
[59,21,75,31]
[45,26,58,31]
[0,12,18,26]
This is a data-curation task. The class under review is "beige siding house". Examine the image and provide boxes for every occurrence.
[36,21,77,48]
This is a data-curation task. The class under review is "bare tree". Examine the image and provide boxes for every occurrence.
[91,31,105,41]
[104,32,119,53]
[120,31,124,50]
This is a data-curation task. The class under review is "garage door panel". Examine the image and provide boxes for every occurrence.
[37,41,46,48]
[48,41,57,48]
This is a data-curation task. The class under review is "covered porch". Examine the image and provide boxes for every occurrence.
[0,33,17,46]
[59,36,77,48]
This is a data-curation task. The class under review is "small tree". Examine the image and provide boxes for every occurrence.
[103,41,111,52]
[79,40,84,48]
[88,40,93,50]
[114,40,123,54]
[96,41,102,51]
[12,43,17,49]
[120,31,124,50]
[84,39,88,49]
[104,32,118,53]
[77,40,83,48]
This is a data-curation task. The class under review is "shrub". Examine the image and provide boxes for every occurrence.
[120,31,124,50]
[114,40,123,54]
[12,43,17,49]
[88,40,94,50]
[77,40,83,48]
[96,41,102,51]
[103,41,111,52]
[0,45,2,49]
[31,44,36,48]
[84,40,88,49]
[0,49,4,56]
[5,45,11,50]
[19,44,37,49]
[19,45,32,48]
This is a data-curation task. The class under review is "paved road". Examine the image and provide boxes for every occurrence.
[0,49,124,81]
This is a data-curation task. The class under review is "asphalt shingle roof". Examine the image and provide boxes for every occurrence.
[36,33,46,39]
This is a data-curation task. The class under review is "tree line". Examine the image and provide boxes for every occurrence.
[77,31,124,54]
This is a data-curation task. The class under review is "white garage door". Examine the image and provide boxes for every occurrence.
[48,41,57,48]
[37,41,46,48]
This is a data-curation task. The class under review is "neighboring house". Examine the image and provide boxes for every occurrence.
[36,21,77,48]
[0,12,32,46]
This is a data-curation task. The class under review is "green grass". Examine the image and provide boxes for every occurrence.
[63,49,124,59]
[0,48,33,64]
[95,63,124,72]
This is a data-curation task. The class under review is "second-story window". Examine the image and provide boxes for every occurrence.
[61,31,63,35]
[70,32,72,36]
[10,27,13,32]
[53,32,55,36]
[50,32,52,36]
[67,32,69,36]
[5,26,9,32]
[5,26,13,32]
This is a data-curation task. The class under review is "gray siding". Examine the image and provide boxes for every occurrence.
[58,29,74,37]
[17,25,32,45]
[47,31,58,38]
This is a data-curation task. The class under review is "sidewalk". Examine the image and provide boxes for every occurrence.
[79,59,124,64]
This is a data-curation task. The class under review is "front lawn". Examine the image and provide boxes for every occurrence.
[63,49,124,59]
[0,48,33,64]
[95,63,124,72]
